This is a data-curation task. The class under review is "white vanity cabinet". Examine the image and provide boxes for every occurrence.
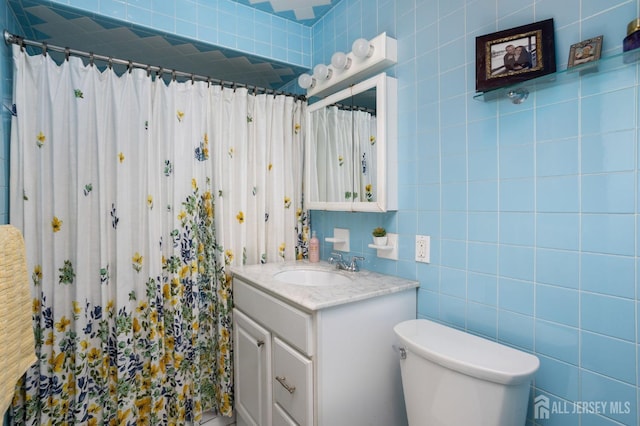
[233,275,417,426]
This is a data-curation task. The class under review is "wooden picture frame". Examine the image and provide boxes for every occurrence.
[475,18,556,92]
[568,35,603,68]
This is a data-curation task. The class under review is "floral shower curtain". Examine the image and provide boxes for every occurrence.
[9,44,306,425]
[209,86,307,266]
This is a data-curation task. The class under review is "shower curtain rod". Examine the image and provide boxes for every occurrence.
[3,30,306,100]
[329,102,376,115]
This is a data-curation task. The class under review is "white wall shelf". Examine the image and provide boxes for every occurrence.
[368,233,398,260]
[325,228,350,252]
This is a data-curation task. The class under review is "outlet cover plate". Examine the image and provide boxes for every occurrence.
[415,235,430,263]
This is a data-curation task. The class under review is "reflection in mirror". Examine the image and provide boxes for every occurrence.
[309,89,377,203]
[306,73,397,212]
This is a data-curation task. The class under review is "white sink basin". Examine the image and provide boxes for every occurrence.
[274,269,351,286]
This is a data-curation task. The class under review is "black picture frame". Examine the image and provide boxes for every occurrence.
[475,18,556,93]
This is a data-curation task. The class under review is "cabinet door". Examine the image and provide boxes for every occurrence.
[234,308,272,426]
[273,403,298,426]
[273,337,313,426]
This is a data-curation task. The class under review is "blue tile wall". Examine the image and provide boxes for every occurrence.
[309,0,640,424]
[5,0,640,424]
[0,0,21,226]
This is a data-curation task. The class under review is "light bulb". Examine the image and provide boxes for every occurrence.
[331,51,351,69]
[297,73,315,89]
[313,63,332,80]
[352,38,374,58]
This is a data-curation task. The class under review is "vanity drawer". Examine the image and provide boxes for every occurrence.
[273,337,313,426]
[234,278,313,355]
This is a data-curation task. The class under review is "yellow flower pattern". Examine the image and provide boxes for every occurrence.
[55,316,71,332]
[224,249,234,265]
[32,265,42,285]
[132,252,143,272]
[51,216,63,233]
[36,131,46,148]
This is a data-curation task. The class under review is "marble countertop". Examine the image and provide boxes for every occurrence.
[231,260,419,311]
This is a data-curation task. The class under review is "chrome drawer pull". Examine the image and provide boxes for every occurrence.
[275,376,296,394]
[256,339,264,348]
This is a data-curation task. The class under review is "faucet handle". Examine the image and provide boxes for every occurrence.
[328,252,343,263]
[349,256,365,271]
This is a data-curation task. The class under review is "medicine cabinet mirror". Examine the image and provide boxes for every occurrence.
[305,73,397,212]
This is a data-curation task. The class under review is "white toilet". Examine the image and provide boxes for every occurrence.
[393,319,540,426]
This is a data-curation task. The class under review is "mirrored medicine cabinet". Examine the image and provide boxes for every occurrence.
[305,72,398,212]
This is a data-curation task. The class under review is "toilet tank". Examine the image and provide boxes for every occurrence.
[394,319,539,426]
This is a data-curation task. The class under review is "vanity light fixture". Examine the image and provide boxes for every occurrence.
[300,32,397,98]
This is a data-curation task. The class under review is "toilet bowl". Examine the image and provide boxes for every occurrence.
[393,319,539,426]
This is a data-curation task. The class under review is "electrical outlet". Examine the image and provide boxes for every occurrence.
[415,235,430,263]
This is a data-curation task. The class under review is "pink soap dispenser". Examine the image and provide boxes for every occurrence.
[309,230,320,263]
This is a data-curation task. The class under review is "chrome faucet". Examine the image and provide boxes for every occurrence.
[328,252,364,272]
[328,252,345,268]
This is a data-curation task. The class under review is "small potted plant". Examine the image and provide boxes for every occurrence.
[372,227,387,246]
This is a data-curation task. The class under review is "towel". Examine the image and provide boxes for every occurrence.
[0,225,36,415]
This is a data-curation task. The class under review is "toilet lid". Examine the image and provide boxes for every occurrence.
[394,319,540,385]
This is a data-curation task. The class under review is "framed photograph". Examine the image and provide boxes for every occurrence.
[568,35,603,68]
[475,18,556,92]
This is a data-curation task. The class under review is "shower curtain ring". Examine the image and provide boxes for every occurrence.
[64,48,70,61]
[108,57,113,69]
[207,77,211,87]
[41,42,47,57]
[146,65,151,77]
[89,52,94,67]
[172,70,176,81]
[128,60,133,73]
[191,74,195,85]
